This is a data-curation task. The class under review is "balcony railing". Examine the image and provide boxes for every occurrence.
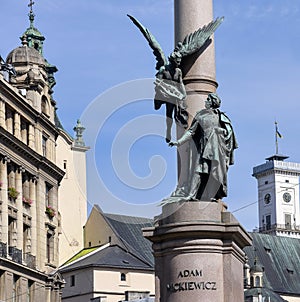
[8,246,22,264]
[259,223,300,233]
[24,252,36,269]
[0,242,7,258]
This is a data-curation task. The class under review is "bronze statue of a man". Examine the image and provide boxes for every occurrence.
[169,93,237,201]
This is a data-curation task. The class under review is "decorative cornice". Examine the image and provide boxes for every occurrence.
[0,127,64,182]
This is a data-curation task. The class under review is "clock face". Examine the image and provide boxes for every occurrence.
[283,192,292,203]
[264,193,271,204]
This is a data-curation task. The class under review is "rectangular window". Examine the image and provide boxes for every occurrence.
[23,224,31,253]
[46,232,54,264]
[42,136,47,157]
[285,214,292,229]
[45,183,52,207]
[8,216,16,246]
[266,215,271,230]
[70,275,75,287]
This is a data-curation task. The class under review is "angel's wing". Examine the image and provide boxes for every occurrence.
[127,14,167,70]
[179,17,224,57]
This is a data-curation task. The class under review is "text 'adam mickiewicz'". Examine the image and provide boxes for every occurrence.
[167,281,217,292]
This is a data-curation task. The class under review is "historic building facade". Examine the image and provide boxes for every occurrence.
[253,154,300,238]
[0,7,88,302]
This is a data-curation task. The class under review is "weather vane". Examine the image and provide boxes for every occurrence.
[28,0,35,12]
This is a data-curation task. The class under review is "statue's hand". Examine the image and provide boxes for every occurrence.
[169,141,179,147]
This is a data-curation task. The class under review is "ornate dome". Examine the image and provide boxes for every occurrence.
[6,44,46,66]
[23,25,44,41]
[250,259,264,273]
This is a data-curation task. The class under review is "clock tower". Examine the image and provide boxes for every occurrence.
[253,154,300,238]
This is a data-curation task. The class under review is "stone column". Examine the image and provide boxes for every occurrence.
[35,178,44,270]
[174,0,217,114]
[15,168,23,251]
[35,128,42,155]
[144,202,252,302]
[14,113,21,139]
[28,124,35,150]
[29,177,37,257]
[0,99,6,129]
[174,0,218,186]
[0,158,8,245]
[6,109,13,134]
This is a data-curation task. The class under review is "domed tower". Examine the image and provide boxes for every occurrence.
[5,6,57,124]
[249,257,264,288]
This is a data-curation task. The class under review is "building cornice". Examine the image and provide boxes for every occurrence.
[0,127,64,182]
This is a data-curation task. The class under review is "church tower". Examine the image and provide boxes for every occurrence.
[253,154,300,238]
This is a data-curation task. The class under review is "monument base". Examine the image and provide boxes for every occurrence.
[143,200,252,302]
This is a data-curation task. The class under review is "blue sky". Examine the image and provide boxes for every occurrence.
[1,1,300,231]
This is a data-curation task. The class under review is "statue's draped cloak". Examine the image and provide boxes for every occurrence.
[187,108,237,197]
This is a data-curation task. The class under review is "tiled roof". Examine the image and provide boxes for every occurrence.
[245,232,300,296]
[60,245,153,273]
[103,213,154,267]
[244,287,288,302]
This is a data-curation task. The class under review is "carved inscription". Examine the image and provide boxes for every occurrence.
[167,269,217,292]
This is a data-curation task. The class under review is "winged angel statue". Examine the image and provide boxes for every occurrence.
[128,15,224,142]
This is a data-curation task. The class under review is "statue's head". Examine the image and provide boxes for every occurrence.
[206,93,221,109]
[169,51,182,67]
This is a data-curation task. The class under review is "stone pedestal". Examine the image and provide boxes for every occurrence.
[143,201,252,302]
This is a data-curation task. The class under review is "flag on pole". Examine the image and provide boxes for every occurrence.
[275,122,283,138]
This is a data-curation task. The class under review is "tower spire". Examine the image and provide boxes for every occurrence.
[22,0,45,55]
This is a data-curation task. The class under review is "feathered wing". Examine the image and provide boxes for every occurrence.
[179,17,224,57]
[127,14,167,70]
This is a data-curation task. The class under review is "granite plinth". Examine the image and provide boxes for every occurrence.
[143,201,252,302]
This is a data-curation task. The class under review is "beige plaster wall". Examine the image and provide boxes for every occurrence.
[56,133,88,265]
[93,269,155,302]
[84,206,119,248]
[281,296,300,302]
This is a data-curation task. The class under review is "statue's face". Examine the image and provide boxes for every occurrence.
[170,52,182,66]
[205,96,212,109]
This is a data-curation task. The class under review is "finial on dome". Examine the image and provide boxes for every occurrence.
[28,0,35,27]
[21,35,28,46]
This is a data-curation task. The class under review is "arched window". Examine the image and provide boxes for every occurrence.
[250,276,254,287]
[255,276,260,287]
[120,273,126,282]
[41,96,50,116]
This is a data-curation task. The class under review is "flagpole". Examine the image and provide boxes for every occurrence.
[275,121,278,154]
